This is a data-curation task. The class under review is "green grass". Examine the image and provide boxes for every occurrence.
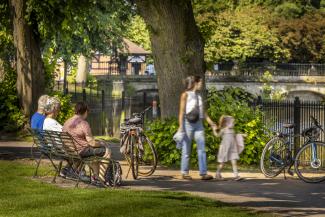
[0,160,271,217]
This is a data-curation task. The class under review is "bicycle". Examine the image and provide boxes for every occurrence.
[260,116,325,183]
[120,107,157,179]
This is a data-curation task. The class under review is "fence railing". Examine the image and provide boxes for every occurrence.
[77,62,325,78]
[252,96,325,153]
[209,63,325,77]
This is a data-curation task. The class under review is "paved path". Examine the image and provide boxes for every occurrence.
[2,141,325,217]
[122,165,325,217]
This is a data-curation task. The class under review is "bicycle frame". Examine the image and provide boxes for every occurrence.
[276,132,322,168]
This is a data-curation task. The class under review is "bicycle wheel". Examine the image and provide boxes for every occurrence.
[260,137,286,178]
[138,135,157,177]
[130,135,139,179]
[105,160,122,187]
[295,142,325,183]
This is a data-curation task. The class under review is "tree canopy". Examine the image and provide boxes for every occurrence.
[196,6,291,65]
[26,0,132,59]
[129,0,325,66]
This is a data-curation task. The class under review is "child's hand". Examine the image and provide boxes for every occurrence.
[212,127,219,137]
[239,133,247,137]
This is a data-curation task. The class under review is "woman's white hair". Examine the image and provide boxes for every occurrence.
[44,96,61,114]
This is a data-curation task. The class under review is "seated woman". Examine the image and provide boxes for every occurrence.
[42,97,76,177]
[63,102,111,183]
[43,96,63,132]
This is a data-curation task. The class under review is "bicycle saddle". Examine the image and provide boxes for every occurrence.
[128,117,142,124]
[283,123,294,129]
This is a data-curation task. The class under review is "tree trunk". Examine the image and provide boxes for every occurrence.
[76,55,89,83]
[135,0,205,118]
[10,0,45,116]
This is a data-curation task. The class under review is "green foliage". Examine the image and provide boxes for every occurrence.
[206,87,270,165]
[274,12,325,62]
[260,71,287,100]
[86,74,97,88]
[274,2,304,19]
[26,0,132,59]
[146,118,180,166]
[197,6,291,66]
[0,65,26,132]
[0,3,25,132]
[146,87,270,166]
[49,92,74,124]
[126,15,151,52]
[42,47,58,91]
[193,1,325,63]
[322,0,325,7]
[0,2,14,62]
[67,66,77,83]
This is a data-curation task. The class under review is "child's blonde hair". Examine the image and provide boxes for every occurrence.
[218,115,234,129]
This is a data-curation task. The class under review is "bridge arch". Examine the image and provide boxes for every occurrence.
[285,90,325,101]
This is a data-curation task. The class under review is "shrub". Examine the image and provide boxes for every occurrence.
[146,87,270,166]
[146,118,181,166]
[49,92,75,124]
[206,87,270,165]
[274,3,303,19]
[260,71,287,100]
[0,65,26,132]
[86,74,97,87]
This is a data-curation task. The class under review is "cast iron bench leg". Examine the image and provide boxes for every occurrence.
[75,163,86,188]
[52,160,63,183]
[34,154,43,177]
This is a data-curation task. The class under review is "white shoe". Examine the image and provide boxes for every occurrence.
[233,176,242,181]
[215,173,224,180]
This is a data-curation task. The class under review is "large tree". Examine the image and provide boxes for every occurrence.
[135,0,205,118]
[274,12,325,62]
[10,0,45,116]
[26,0,131,92]
[6,0,131,116]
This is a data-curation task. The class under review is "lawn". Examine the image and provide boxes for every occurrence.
[0,160,271,217]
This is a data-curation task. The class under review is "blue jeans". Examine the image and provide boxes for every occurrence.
[181,119,207,176]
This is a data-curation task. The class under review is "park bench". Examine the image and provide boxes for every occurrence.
[30,129,122,187]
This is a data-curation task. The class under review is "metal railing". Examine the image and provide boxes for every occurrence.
[252,97,325,152]
[209,63,325,77]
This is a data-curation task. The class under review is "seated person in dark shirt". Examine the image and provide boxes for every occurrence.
[31,95,50,130]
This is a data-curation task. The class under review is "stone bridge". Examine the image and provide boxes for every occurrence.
[97,75,325,101]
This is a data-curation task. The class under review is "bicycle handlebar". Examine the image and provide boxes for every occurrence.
[310,116,324,132]
[132,106,152,118]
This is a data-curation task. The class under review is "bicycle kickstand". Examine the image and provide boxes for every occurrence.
[126,165,131,179]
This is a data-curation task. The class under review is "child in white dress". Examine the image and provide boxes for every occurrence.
[213,115,242,181]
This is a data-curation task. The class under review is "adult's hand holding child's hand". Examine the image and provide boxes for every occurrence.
[240,133,247,137]
[212,126,219,137]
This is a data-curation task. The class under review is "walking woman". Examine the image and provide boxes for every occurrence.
[178,75,217,180]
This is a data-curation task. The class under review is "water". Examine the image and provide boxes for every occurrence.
[84,95,157,137]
